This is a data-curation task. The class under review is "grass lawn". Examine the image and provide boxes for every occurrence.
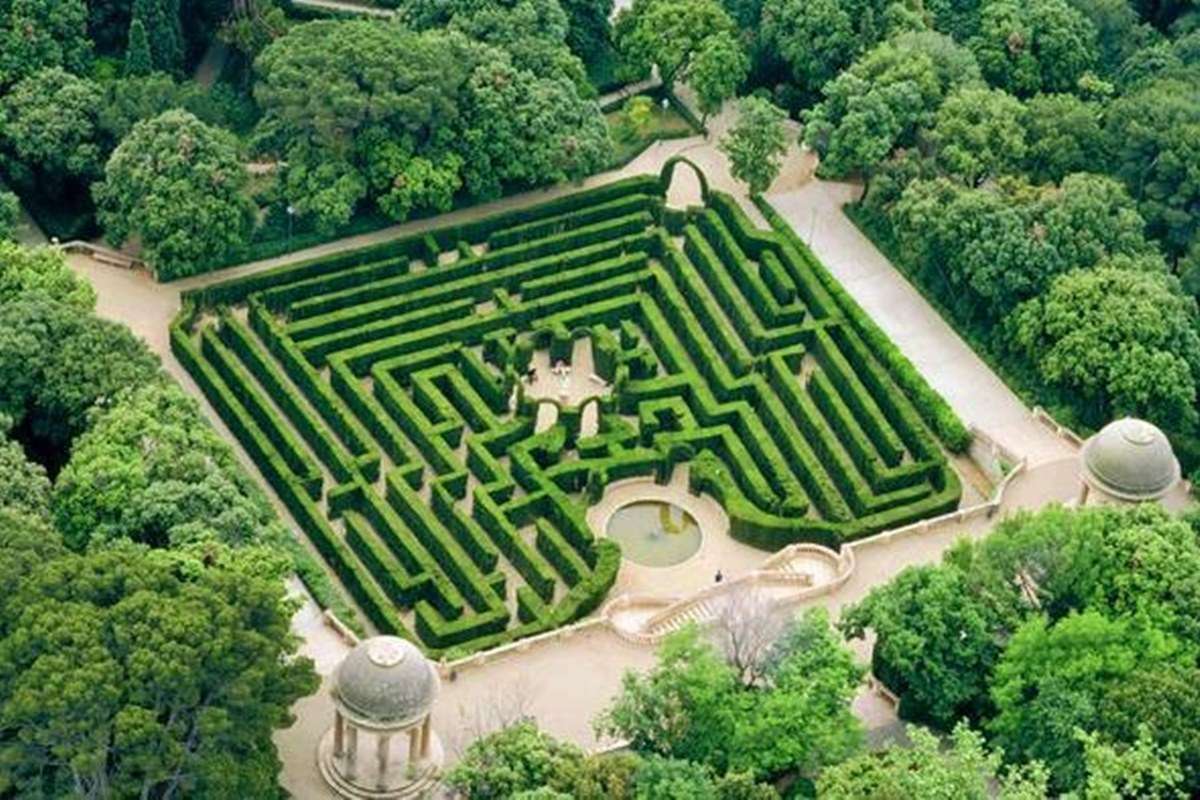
[606,102,697,165]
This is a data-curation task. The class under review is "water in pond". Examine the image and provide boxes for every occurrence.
[606,501,702,567]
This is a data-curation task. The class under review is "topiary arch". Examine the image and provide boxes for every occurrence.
[659,156,710,204]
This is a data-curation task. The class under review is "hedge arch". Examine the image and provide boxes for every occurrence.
[659,156,710,204]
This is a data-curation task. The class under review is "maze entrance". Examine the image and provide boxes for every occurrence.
[172,168,962,657]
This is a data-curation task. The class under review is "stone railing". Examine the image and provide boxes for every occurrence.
[609,544,855,646]
[434,617,610,677]
[967,423,1024,485]
[56,240,146,271]
[322,610,361,647]
[1031,406,1085,449]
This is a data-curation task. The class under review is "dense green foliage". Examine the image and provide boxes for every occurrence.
[0,242,317,797]
[174,170,964,654]
[450,615,860,796]
[597,612,863,779]
[720,97,789,194]
[792,0,1200,457]
[94,109,254,279]
[252,17,610,235]
[817,723,1050,799]
[845,503,1200,793]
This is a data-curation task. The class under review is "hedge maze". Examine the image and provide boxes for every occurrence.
[172,163,965,656]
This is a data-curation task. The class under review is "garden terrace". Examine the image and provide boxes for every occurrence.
[171,167,965,657]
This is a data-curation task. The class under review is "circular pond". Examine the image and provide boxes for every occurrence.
[606,500,702,567]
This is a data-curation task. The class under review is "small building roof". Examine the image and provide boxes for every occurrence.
[332,636,438,728]
[1081,417,1181,501]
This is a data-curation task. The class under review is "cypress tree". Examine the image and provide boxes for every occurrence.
[124,18,153,77]
[132,0,183,74]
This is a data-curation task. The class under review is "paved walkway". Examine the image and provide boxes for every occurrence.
[765,181,1076,468]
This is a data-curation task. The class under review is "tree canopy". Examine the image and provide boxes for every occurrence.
[0,538,316,797]
[597,611,863,781]
[1006,265,1200,430]
[94,109,254,279]
[614,0,741,91]
[0,68,106,183]
[252,18,610,233]
[969,0,1099,96]
[720,97,789,194]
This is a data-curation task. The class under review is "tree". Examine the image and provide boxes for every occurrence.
[255,17,610,230]
[1070,727,1185,800]
[989,611,1193,792]
[817,723,1051,799]
[438,0,590,91]
[0,68,106,182]
[1006,266,1200,431]
[731,609,863,779]
[711,589,789,687]
[1105,78,1200,257]
[1099,667,1200,793]
[458,59,612,201]
[598,611,863,782]
[0,241,95,309]
[614,0,738,91]
[596,625,740,769]
[0,0,93,88]
[132,0,184,73]
[1040,173,1157,272]
[804,31,981,181]
[760,0,888,98]
[719,97,788,194]
[559,0,614,64]
[94,110,254,279]
[0,299,160,460]
[0,435,51,520]
[632,756,719,799]
[689,32,749,124]
[218,0,288,62]
[891,173,1158,326]
[841,564,1014,728]
[969,0,1099,96]
[53,381,279,551]
[618,95,655,142]
[444,721,585,798]
[0,539,317,797]
[96,72,184,142]
[124,16,153,76]
[931,87,1027,186]
[891,178,1060,322]
[1065,0,1155,76]
[1023,93,1106,184]
[0,191,16,241]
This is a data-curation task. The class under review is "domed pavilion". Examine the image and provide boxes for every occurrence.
[318,636,443,799]
[1078,417,1181,504]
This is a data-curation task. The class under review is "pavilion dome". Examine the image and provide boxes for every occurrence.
[332,636,438,727]
[1081,417,1180,501]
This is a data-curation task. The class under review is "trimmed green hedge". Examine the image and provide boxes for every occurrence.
[175,169,965,657]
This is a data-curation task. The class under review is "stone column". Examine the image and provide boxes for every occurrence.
[408,727,420,762]
[376,733,392,790]
[333,711,345,758]
[420,715,432,759]
[345,724,359,779]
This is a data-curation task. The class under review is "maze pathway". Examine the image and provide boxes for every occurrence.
[172,165,963,657]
